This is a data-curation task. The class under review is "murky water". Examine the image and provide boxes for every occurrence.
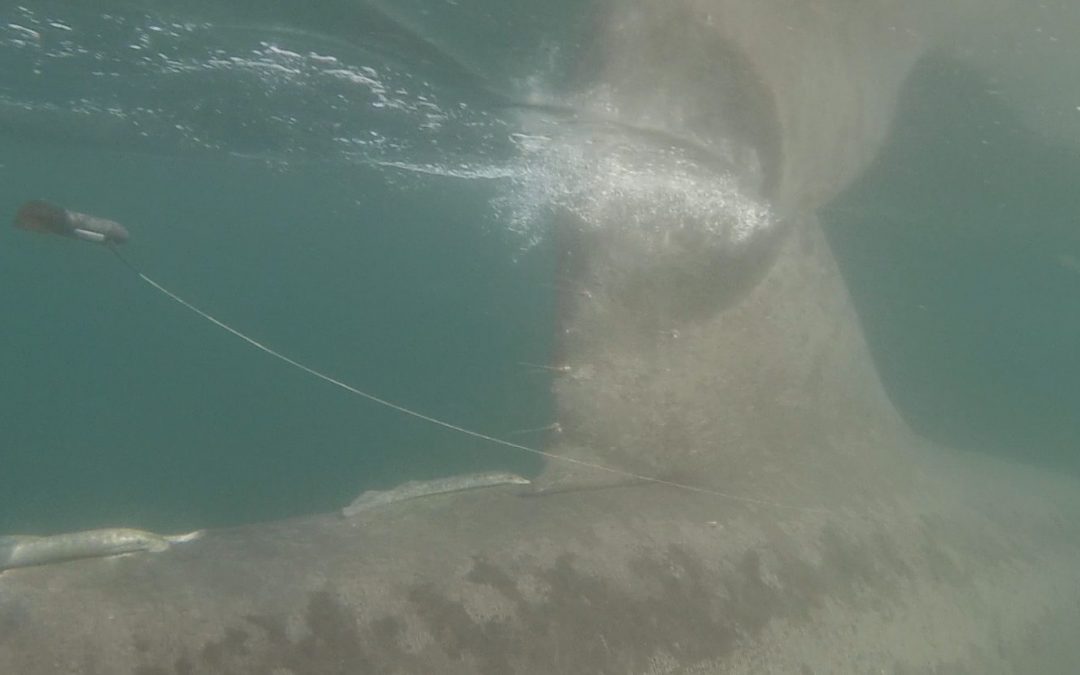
[1,2,1077,536]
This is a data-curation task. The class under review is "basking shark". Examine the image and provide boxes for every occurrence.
[3,1,1080,673]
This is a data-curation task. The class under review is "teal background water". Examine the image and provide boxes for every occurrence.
[825,57,1080,476]
[1,6,1078,535]
[0,138,552,533]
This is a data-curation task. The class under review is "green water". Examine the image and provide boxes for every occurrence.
[825,57,1080,474]
[0,139,551,533]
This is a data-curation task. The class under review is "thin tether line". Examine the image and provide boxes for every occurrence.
[109,245,825,513]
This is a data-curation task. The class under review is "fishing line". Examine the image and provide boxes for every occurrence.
[108,244,825,513]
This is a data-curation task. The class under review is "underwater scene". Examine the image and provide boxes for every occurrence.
[0,0,573,532]
[2,2,1076,534]
[1,1,1079,672]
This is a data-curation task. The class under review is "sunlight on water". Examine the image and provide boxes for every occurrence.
[1,3,774,257]
[0,4,509,162]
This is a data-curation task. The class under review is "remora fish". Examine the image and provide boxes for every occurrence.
[342,471,530,517]
[0,528,201,571]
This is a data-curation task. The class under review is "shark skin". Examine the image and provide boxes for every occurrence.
[4,1,1080,673]
[1,453,1079,674]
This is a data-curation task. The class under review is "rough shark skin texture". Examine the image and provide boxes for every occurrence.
[1,457,1079,674]
[3,1,1080,673]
